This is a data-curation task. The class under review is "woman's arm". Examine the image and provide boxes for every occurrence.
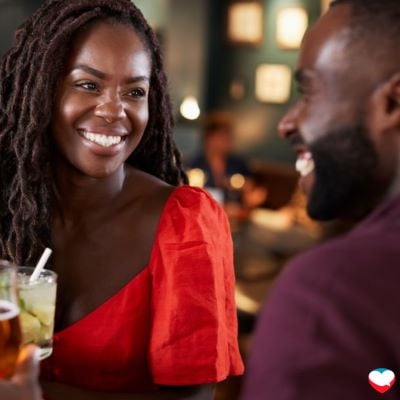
[41,382,215,400]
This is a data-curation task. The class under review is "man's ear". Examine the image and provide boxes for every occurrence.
[368,72,400,133]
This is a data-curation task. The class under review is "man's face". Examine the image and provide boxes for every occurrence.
[279,4,391,221]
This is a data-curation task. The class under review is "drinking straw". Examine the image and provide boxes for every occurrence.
[29,248,52,282]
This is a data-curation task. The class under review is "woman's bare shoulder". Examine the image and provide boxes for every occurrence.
[123,166,175,213]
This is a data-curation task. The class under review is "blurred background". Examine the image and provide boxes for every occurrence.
[0,0,338,398]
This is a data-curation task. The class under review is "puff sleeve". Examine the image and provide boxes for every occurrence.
[149,186,244,385]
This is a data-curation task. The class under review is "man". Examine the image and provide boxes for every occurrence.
[241,0,400,399]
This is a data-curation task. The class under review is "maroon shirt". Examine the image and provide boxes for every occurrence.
[241,195,400,400]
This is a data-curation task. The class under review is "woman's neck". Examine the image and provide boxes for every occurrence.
[53,161,126,230]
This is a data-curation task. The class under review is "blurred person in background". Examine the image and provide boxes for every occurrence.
[188,112,267,220]
[241,0,400,399]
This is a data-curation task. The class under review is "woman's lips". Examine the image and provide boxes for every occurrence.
[79,130,124,147]
[76,129,127,156]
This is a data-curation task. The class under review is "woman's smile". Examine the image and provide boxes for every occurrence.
[75,126,129,157]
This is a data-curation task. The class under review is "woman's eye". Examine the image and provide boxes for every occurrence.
[128,88,146,98]
[76,81,98,91]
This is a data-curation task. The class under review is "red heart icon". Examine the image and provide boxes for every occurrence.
[368,368,396,394]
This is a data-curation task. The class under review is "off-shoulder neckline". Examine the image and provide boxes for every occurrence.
[53,186,199,336]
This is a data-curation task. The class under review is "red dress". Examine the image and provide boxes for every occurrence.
[41,186,244,392]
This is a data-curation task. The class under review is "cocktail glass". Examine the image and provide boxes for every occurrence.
[17,267,57,360]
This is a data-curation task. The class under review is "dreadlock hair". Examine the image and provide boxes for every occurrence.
[0,0,188,265]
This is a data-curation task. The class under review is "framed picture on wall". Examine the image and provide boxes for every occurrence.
[255,64,292,104]
[276,7,308,49]
[227,1,264,45]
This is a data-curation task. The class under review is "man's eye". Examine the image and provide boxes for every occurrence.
[296,87,311,103]
[76,81,98,91]
[297,86,305,95]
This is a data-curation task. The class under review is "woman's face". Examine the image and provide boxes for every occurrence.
[52,21,151,178]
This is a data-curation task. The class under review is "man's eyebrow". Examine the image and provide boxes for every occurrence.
[71,64,150,84]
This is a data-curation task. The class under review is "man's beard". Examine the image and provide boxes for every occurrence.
[307,123,386,221]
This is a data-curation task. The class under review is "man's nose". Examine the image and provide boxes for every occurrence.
[94,95,125,123]
[278,106,298,140]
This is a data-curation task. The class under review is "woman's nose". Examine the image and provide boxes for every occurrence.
[94,96,125,123]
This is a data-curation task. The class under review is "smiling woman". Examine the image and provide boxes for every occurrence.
[0,1,244,399]
[52,22,151,178]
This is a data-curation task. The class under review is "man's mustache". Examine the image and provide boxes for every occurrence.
[288,134,305,148]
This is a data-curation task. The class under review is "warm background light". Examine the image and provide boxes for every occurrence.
[255,64,291,104]
[228,2,263,44]
[276,7,308,49]
[187,168,206,188]
[229,78,246,100]
[230,173,246,190]
[180,96,201,120]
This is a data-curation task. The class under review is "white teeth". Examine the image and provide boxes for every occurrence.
[296,152,315,177]
[82,131,122,147]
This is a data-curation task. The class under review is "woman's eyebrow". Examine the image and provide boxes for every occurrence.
[71,64,106,79]
[71,64,150,84]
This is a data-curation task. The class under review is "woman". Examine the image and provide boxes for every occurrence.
[0,0,243,399]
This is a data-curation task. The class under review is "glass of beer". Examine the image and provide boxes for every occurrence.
[0,261,22,378]
[17,267,57,360]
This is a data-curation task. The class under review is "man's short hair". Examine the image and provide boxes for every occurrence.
[328,0,400,83]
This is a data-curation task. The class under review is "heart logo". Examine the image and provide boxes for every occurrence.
[368,368,396,394]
